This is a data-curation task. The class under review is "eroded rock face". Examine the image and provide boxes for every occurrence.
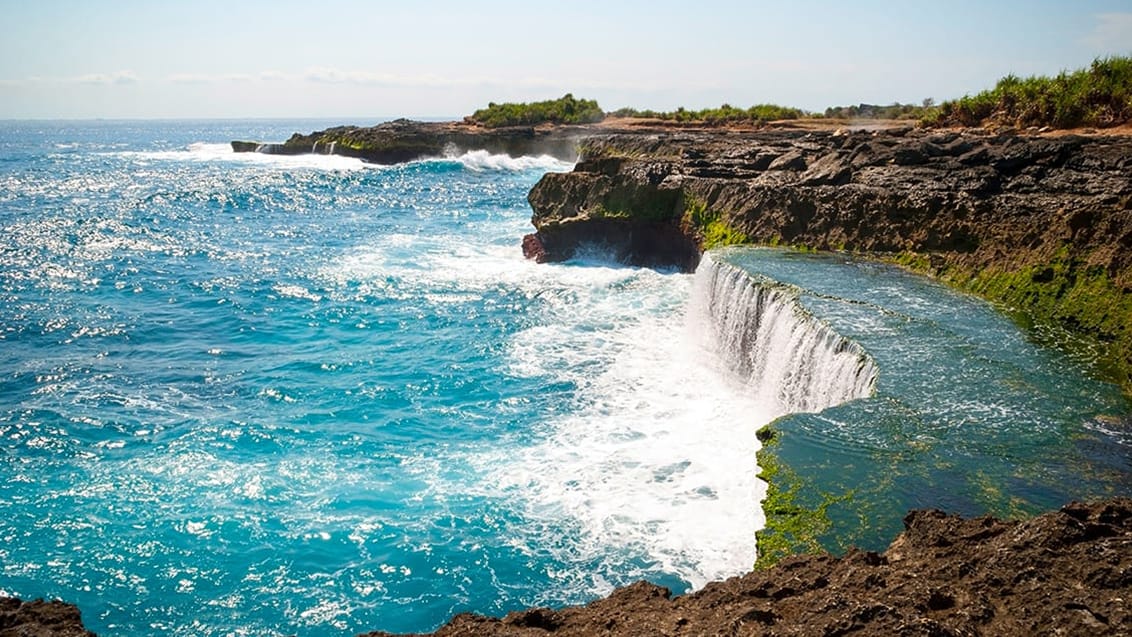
[528,129,1131,268]
[359,498,1132,636]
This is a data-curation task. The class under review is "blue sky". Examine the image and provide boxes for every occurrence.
[1,0,1130,119]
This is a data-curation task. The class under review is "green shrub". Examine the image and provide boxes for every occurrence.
[468,94,605,128]
[924,56,1132,129]
[609,103,808,124]
[823,101,937,121]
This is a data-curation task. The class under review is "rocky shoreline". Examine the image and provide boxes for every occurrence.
[0,597,94,636]
[11,498,1131,636]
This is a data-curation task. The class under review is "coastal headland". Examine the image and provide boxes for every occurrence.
[218,116,1132,635]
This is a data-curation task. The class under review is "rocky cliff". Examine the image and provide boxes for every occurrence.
[231,118,600,164]
[524,128,1132,391]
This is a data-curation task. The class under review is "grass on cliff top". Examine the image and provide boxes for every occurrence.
[610,103,807,124]
[468,94,605,128]
[924,55,1132,129]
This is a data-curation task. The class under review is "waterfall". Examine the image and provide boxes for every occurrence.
[692,253,877,414]
[328,141,337,155]
[312,141,320,154]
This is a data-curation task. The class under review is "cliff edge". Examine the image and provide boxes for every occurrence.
[524,128,1132,391]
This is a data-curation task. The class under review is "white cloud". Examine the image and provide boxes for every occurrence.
[1085,13,1132,52]
[4,70,141,85]
[303,66,398,85]
[75,70,139,85]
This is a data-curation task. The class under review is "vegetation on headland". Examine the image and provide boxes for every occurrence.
[823,101,936,120]
[610,103,807,124]
[468,94,605,128]
[923,55,1132,129]
[466,56,1131,131]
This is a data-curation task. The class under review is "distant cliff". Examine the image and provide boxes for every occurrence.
[524,127,1132,392]
[231,118,598,164]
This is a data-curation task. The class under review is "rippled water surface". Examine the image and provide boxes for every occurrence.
[0,121,770,635]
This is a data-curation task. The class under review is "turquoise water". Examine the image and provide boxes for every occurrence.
[0,121,770,635]
[0,121,1127,636]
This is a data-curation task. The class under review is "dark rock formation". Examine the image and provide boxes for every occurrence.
[0,597,95,637]
[232,118,598,164]
[229,140,261,153]
[360,498,1132,636]
[524,128,1132,390]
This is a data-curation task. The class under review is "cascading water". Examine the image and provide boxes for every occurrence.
[692,252,878,415]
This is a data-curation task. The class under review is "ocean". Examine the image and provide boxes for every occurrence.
[1,120,1127,636]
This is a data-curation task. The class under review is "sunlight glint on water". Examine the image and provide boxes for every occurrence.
[0,121,767,635]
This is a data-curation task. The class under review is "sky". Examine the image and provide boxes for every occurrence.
[1,0,1130,120]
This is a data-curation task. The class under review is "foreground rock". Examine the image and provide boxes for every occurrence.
[0,597,94,637]
[524,127,1132,390]
[363,498,1132,636]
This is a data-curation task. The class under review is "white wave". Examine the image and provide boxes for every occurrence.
[430,149,574,173]
[471,261,767,593]
[319,226,772,592]
[111,142,368,171]
[109,142,573,174]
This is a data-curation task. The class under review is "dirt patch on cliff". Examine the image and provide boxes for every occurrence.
[363,498,1132,636]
